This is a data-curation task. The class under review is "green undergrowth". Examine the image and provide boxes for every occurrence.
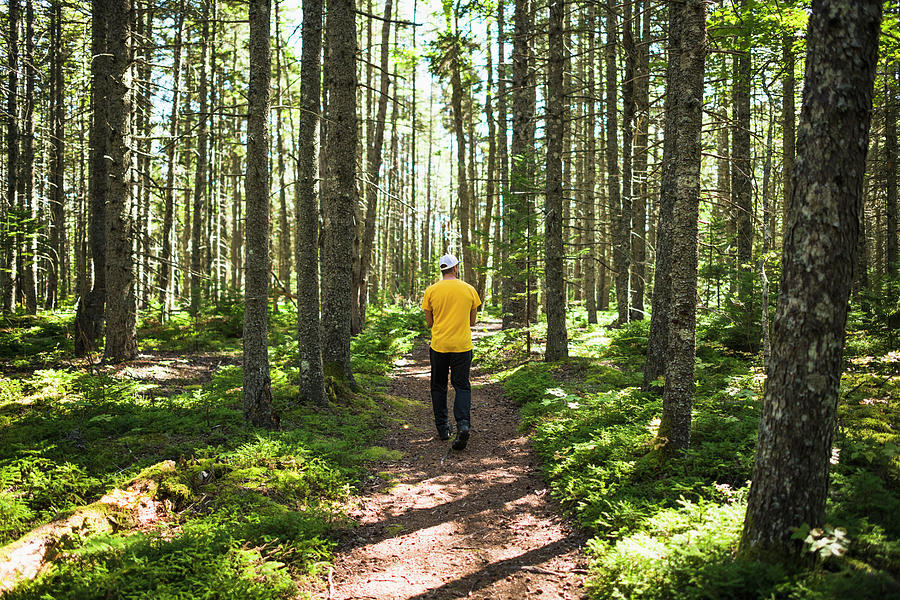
[486,307,899,599]
[0,303,427,599]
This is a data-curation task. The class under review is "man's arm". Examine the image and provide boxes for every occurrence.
[470,308,477,327]
[425,309,434,328]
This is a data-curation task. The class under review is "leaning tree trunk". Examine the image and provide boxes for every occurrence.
[243,0,278,428]
[740,0,882,563]
[295,0,327,405]
[103,0,137,363]
[321,0,358,388]
[545,0,568,362]
[75,0,109,355]
[656,0,707,454]
[642,1,681,390]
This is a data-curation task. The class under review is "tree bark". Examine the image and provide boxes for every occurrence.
[47,0,65,309]
[295,0,327,405]
[190,0,210,316]
[321,0,358,388]
[740,0,882,563]
[886,70,898,276]
[2,0,19,312]
[782,34,795,242]
[620,0,636,325]
[497,0,510,317]
[353,0,392,335]
[631,0,650,320]
[157,0,185,318]
[479,24,497,304]
[733,0,754,337]
[642,2,680,390]
[606,0,629,325]
[545,0,568,361]
[75,0,109,355]
[505,0,534,328]
[20,0,37,314]
[243,0,278,428]
[583,5,597,323]
[103,0,137,363]
[448,29,474,286]
[657,0,706,455]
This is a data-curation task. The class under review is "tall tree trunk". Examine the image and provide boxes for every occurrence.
[620,0,636,325]
[243,0,278,428]
[657,0,707,455]
[886,70,898,276]
[631,0,650,320]
[732,0,754,340]
[275,3,291,309]
[545,0,568,361]
[479,24,497,304]
[190,0,210,316]
[642,1,680,389]
[157,0,185,318]
[2,0,19,312]
[138,3,154,310]
[497,0,510,317]
[75,0,109,355]
[21,0,37,314]
[103,0,137,362]
[583,5,597,323]
[48,0,65,309]
[782,34,795,241]
[296,0,327,404]
[606,0,629,324]
[321,0,357,387]
[740,0,882,563]
[448,28,474,285]
[353,0,392,335]
[505,0,534,328]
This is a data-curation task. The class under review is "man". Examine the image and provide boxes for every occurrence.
[421,254,481,450]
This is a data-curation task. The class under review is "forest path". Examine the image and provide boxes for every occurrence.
[322,321,588,600]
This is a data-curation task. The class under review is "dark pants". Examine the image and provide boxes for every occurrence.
[429,348,472,428]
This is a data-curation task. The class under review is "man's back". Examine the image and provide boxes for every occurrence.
[422,279,480,353]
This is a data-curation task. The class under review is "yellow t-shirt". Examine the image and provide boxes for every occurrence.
[421,279,482,353]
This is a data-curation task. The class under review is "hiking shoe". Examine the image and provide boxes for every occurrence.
[437,423,452,441]
[451,421,470,451]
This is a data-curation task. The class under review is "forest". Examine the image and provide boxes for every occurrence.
[0,0,898,597]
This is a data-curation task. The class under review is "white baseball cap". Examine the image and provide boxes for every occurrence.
[439,254,460,270]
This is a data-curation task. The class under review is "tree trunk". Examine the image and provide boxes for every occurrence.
[21,0,37,314]
[505,0,534,328]
[740,0,882,563]
[545,0,568,361]
[353,0,392,335]
[321,0,357,388]
[2,0,19,312]
[642,3,680,390]
[606,0,629,324]
[657,0,707,455]
[631,0,650,320]
[583,5,597,323]
[620,0,636,324]
[75,0,109,355]
[732,0,753,339]
[448,31,474,285]
[190,0,210,316]
[295,0,327,405]
[275,4,291,309]
[886,70,898,276]
[479,24,497,304]
[157,0,185,318]
[243,0,278,428]
[47,0,65,309]
[497,0,510,316]
[103,0,137,363]
[782,34,795,242]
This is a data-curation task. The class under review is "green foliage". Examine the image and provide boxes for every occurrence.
[493,314,900,599]
[1,305,426,596]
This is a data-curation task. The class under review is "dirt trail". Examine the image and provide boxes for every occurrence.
[324,322,588,600]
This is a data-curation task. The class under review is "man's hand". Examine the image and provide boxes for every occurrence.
[425,310,434,328]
